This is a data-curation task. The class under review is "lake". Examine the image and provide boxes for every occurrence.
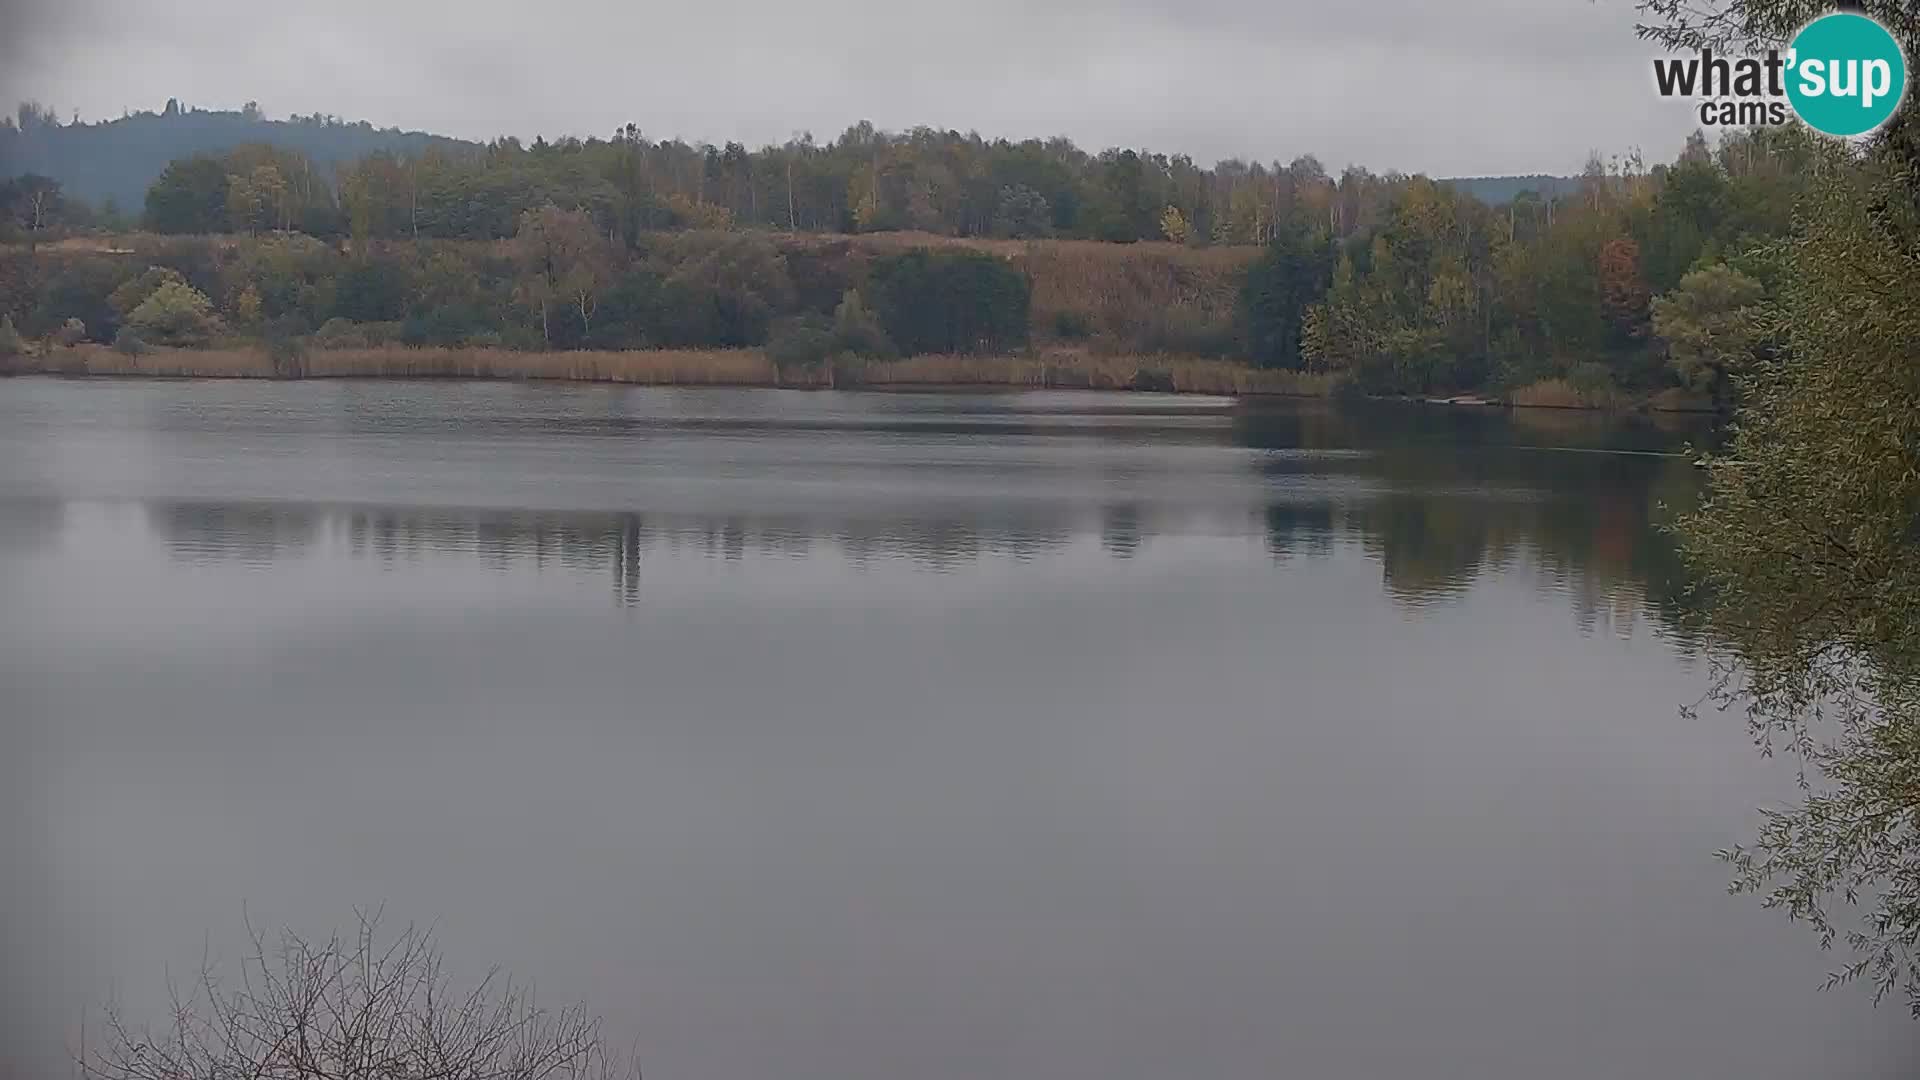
[2,377,1913,1078]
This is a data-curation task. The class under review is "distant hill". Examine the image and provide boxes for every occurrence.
[0,100,479,211]
[1439,174,1584,205]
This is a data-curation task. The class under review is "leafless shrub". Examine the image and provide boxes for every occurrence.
[79,910,637,1080]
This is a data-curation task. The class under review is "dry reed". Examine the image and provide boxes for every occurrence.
[7,344,1330,397]
[8,344,804,384]
[1506,378,1629,410]
[1647,386,1718,413]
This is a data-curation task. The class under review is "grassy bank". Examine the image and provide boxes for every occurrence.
[1,345,1716,409]
[2,345,1724,412]
[2,343,1336,397]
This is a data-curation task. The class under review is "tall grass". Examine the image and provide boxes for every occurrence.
[1506,377,1633,410]
[1018,243,1257,351]
[1646,386,1718,413]
[9,344,805,384]
[7,343,1331,397]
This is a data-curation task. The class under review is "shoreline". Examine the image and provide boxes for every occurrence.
[0,344,1720,413]
[0,344,1336,397]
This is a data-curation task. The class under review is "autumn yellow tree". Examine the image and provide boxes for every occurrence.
[1159,205,1191,245]
[225,164,287,235]
[513,206,608,347]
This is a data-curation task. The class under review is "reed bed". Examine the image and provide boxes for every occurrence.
[856,351,1332,396]
[8,344,1330,397]
[10,344,805,385]
[856,354,1058,388]
[1506,377,1715,414]
[1506,377,1625,410]
[1161,360,1333,397]
[1646,386,1717,413]
[305,346,789,384]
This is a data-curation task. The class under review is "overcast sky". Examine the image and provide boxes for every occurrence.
[1,0,1702,176]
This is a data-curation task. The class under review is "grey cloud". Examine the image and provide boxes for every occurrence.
[0,0,1698,175]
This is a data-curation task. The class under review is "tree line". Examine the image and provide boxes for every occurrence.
[3,119,1817,404]
[121,120,1408,247]
[0,220,1036,379]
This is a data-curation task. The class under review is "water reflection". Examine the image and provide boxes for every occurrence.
[143,502,1086,585]
[131,445,1702,639]
[0,495,63,555]
[17,382,1917,1080]
[152,501,321,566]
[11,378,1712,630]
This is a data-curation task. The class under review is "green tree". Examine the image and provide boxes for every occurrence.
[1679,149,1920,1014]
[333,259,410,323]
[404,250,494,346]
[337,152,411,245]
[991,185,1053,239]
[126,279,220,345]
[226,164,288,235]
[225,169,266,235]
[831,288,893,359]
[1159,205,1192,245]
[1300,260,1380,379]
[1633,158,1729,292]
[1239,223,1333,369]
[1650,262,1766,405]
[109,266,190,321]
[652,234,794,347]
[230,284,264,328]
[766,313,837,371]
[217,234,339,327]
[145,156,231,233]
[868,249,1029,355]
[35,257,125,341]
[513,205,604,347]
[1295,178,1503,392]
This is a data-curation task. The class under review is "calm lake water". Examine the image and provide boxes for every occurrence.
[2,377,1913,1078]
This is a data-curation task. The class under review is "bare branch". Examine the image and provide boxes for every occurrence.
[77,912,640,1080]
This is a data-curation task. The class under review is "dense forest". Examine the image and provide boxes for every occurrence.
[1,100,1814,405]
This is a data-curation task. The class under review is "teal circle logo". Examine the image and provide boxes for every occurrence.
[1786,13,1907,136]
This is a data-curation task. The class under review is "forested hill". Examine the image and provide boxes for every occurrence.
[0,101,476,210]
[1440,174,1584,204]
